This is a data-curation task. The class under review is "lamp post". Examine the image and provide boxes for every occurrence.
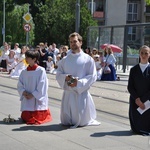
[75,0,80,33]
[91,0,93,14]
[3,0,5,43]
[26,3,30,46]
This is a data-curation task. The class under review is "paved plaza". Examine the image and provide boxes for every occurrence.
[0,70,149,150]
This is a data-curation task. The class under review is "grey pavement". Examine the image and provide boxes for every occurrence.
[0,70,149,150]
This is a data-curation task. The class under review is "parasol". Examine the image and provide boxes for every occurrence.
[100,44,122,53]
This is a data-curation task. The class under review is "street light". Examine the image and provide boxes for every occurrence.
[3,0,6,43]
[91,0,94,14]
[75,0,80,33]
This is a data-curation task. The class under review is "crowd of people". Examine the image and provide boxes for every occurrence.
[0,41,119,81]
[0,42,29,77]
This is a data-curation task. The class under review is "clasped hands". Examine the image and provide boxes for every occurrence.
[135,98,145,110]
[65,75,77,87]
[23,91,34,100]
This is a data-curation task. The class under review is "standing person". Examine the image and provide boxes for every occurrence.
[45,45,54,64]
[17,50,52,125]
[56,32,100,128]
[38,42,47,70]
[101,46,117,81]
[52,43,59,64]
[0,42,10,72]
[128,45,150,135]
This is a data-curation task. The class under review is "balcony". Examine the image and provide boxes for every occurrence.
[93,11,104,18]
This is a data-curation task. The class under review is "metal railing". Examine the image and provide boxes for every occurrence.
[87,23,150,72]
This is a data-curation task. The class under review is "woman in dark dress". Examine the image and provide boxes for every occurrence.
[128,45,150,135]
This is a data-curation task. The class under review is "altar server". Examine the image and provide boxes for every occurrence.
[17,50,52,125]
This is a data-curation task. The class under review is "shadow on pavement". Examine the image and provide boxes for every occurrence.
[12,124,69,132]
[90,130,134,137]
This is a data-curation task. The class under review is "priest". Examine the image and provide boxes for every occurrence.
[56,32,100,128]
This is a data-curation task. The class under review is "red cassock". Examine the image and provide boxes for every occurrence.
[21,109,52,125]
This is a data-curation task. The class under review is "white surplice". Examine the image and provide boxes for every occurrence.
[17,66,49,111]
[56,50,100,127]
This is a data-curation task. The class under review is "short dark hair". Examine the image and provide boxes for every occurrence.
[25,50,40,62]
[69,32,82,42]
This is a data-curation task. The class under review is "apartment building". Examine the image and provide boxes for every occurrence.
[87,0,150,48]
[87,0,147,25]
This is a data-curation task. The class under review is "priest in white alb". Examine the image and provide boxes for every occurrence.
[56,32,100,128]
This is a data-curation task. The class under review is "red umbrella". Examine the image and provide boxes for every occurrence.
[100,44,122,53]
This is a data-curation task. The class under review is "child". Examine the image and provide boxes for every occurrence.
[6,50,17,74]
[52,53,61,74]
[17,50,52,125]
[93,54,103,81]
[46,56,54,73]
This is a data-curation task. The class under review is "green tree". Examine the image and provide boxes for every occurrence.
[146,0,150,5]
[34,0,97,48]
[6,4,34,46]
[0,1,34,46]
[0,0,15,45]
[1,0,97,47]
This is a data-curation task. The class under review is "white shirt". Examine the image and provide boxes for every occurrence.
[104,54,116,67]
[46,61,54,71]
[139,63,149,73]
[0,49,9,60]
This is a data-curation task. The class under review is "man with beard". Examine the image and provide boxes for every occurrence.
[56,32,100,128]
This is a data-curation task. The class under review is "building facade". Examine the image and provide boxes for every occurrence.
[87,0,150,48]
[87,0,147,25]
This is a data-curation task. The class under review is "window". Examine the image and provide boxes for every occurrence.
[128,27,136,41]
[88,2,96,14]
[96,0,104,11]
[127,3,138,21]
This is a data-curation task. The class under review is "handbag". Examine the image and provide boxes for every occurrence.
[103,65,111,74]
[103,55,111,74]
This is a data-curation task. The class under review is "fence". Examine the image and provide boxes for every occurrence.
[87,23,150,72]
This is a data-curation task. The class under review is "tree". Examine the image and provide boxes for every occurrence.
[0,1,35,46]
[34,0,97,48]
[6,4,34,45]
[0,0,97,48]
[146,0,150,5]
[0,0,15,45]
